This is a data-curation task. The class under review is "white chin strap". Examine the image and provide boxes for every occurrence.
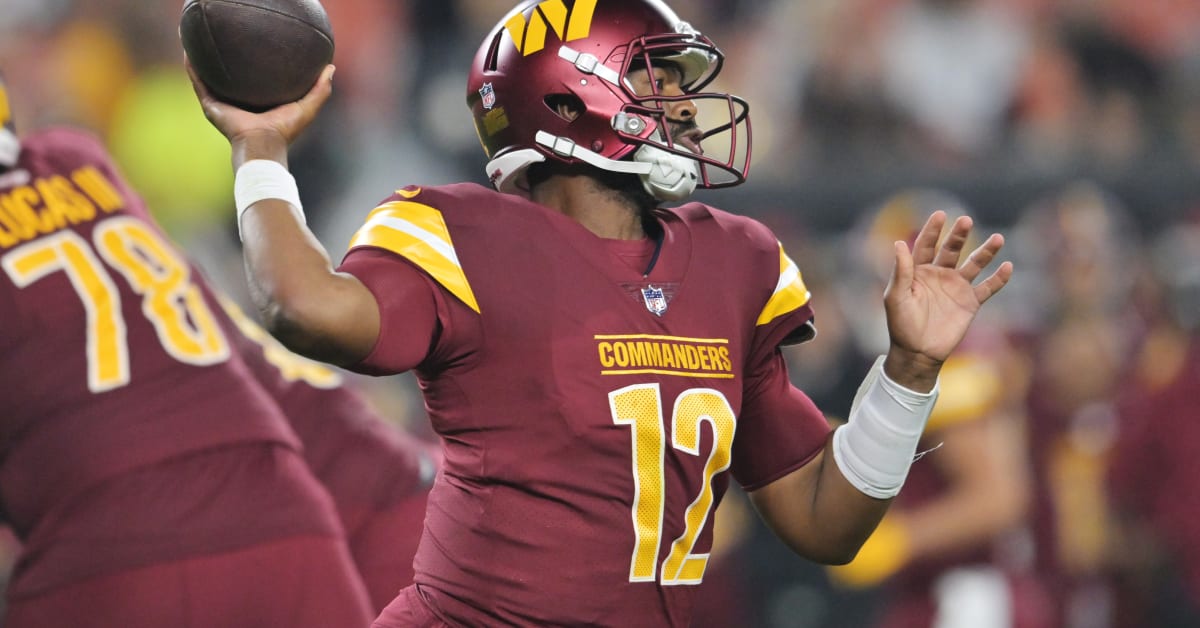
[0,128,19,169]
[631,144,698,202]
[488,131,699,202]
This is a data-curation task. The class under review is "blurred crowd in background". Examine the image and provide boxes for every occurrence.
[3,0,1200,626]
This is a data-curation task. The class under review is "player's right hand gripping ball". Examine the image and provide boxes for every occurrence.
[180,0,334,112]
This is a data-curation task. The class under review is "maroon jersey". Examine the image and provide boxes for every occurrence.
[338,183,829,626]
[219,297,438,609]
[0,128,339,596]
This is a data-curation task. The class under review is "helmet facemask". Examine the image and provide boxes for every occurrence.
[614,31,751,200]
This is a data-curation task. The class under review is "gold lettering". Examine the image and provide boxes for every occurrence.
[613,342,629,367]
[1,187,46,238]
[52,176,97,222]
[718,347,731,372]
[706,347,723,371]
[629,341,649,367]
[0,213,14,248]
[682,346,701,370]
[598,342,615,368]
[595,337,736,376]
[34,178,71,231]
[72,167,124,213]
[0,203,19,242]
[661,344,677,368]
[0,171,122,249]
[646,342,663,367]
[672,345,689,370]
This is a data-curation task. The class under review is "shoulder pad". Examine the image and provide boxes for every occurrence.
[348,186,482,313]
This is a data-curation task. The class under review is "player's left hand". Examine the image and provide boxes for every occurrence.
[882,211,1013,387]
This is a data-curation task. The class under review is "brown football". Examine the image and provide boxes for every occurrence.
[180,0,334,112]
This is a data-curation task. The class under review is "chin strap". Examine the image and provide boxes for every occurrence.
[631,144,698,201]
[530,131,699,202]
[485,132,700,202]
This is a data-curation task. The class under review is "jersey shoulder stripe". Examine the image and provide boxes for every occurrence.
[348,199,481,313]
[756,242,811,326]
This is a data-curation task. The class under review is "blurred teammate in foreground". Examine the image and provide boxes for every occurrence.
[189,0,1013,625]
[0,70,436,626]
[0,71,374,627]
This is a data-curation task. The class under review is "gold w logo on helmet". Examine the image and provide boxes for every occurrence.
[504,0,598,56]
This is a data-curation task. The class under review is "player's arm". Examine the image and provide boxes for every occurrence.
[188,62,378,366]
[748,432,888,564]
[749,212,1013,564]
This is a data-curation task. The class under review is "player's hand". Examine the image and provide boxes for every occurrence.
[881,211,1013,391]
[185,57,334,164]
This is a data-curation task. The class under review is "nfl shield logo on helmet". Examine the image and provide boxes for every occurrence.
[480,83,497,110]
[642,285,668,316]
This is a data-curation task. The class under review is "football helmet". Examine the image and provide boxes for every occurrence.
[467,0,751,201]
[0,72,18,169]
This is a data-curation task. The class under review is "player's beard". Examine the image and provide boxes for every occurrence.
[590,168,658,217]
[527,161,659,217]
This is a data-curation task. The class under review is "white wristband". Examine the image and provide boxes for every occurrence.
[234,159,305,240]
[833,355,940,499]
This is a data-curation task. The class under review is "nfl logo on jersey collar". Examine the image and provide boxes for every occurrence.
[642,285,668,316]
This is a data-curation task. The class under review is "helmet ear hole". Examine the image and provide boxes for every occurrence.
[484,31,504,72]
[544,94,585,122]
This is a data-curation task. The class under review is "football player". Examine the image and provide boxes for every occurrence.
[0,71,377,627]
[189,0,1013,625]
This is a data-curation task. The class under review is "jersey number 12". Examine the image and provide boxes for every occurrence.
[609,384,736,586]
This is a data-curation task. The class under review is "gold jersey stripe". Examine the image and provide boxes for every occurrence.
[349,201,481,313]
[594,334,729,344]
[757,243,812,326]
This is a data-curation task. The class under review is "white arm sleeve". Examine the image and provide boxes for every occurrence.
[832,355,940,499]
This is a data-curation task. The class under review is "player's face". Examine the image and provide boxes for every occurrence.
[626,63,703,155]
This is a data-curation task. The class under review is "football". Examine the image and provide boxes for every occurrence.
[180,0,334,112]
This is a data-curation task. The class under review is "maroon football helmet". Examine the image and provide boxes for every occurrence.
[467,0,751,201]
[0,72,18,169]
